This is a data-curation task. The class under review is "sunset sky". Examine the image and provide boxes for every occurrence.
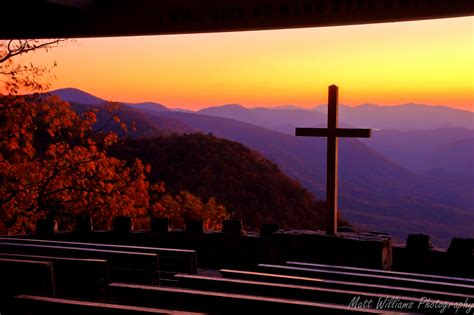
[21,16,473,111]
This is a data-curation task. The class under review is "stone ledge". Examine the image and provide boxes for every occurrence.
[24,221,394,271]
[270,230,392,270]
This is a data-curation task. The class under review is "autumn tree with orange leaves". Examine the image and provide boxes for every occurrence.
[149,184,227,231]
[0,39,227,234]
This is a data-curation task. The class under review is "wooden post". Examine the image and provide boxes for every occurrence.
[326,85,339,235]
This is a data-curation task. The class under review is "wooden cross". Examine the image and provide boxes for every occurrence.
[295,85,371,235]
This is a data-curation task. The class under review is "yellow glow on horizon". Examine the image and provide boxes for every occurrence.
[19,16,474,111]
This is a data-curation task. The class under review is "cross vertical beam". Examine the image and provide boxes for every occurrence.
[326,85,338,235]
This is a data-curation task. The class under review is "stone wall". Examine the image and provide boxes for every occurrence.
[28,217,473,277]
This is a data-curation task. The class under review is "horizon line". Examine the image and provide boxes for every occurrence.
[50,87,474,113]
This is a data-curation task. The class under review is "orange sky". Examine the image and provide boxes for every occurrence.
[21,16,474,111]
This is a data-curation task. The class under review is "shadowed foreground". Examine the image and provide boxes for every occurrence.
[0,217,472,314]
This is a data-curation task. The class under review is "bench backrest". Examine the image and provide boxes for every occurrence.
[173,273,471,313]
[0,253,110,300]
[14,294,205,315]
[0,237,197,274]
[0,258,55,314]
[109,282,400,315]
[219,269,473,303]
[257,264,474,295]
[286,261,474,285]
[0,242,159,284]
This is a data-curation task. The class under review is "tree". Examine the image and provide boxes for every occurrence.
[149,186,228,231]
[0,39,228,234]
[0,39,151,233]
[0,93,151,233]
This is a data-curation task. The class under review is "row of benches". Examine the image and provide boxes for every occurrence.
[0,237,197,275]
[0,237,198,314]
[104,262,473,314]
[1,238,367,314]
[1,237,472,314]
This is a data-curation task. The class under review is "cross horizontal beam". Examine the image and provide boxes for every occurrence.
[295,128,371,138]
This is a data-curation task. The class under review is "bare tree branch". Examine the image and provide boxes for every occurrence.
[0,39,67,64]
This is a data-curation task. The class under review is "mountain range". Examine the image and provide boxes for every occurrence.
[52,88,169,112]
[50,88,474,247]
[197,103,473,174]
[361,129,473,174]
[314,103,473,131]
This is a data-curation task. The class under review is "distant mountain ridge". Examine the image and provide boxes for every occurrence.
[201,102,473,131]
[128,102,168,112]
[198,105,328,134]
[361,128,474,174]
[313,103,474,130]
[51,88,105,105]
[197,102,474,173]
[50,88,168,112]
[70,102,194,137]
[51,88,473,132]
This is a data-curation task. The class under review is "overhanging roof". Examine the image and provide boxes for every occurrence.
[2,0,473,39]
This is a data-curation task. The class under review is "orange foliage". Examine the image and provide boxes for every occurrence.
[0,40,228,234]
[0,94,150,233]
[149,185,228,231]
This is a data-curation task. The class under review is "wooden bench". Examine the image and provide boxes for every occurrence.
[13,295,205,315]
[286,261,474,285]
[0,258,55,314]
[0,237,197,276]
[173,274,471,314]
[0,242,159,284]
[220,269,473,303]
[257,264,474,295]
[109,282,404,315]
[0,253,110,300]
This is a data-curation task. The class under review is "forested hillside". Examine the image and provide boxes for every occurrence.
[110,134,343,230]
